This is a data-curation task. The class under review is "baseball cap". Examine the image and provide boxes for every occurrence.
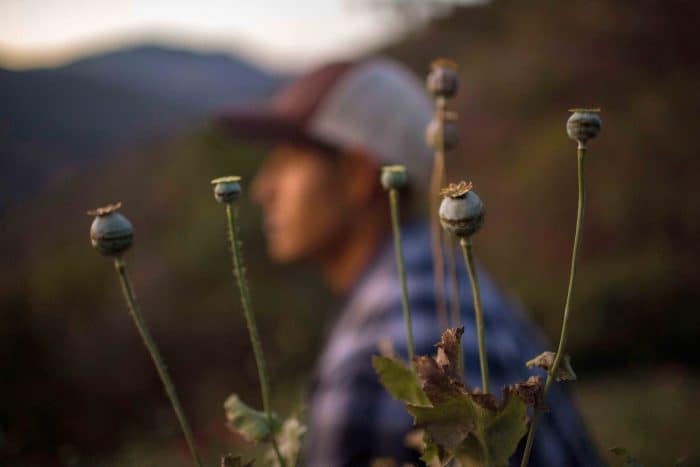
[217,57,435,190]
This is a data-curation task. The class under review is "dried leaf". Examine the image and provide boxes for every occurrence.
[370,458,398,467]
[526,351,577,382]
[265,416,307,467]
[510,376,545,410]
[610,446,645,466]
[221,453,254,467]
[434,327,464,382]
[414,355,464,403]
[223,394,280,443]
[372,356,431,406]
[470,392,498,411]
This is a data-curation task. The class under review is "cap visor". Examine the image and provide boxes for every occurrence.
[216,108,336,152]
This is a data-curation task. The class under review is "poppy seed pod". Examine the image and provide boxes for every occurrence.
[425,111,459,151]
[88,202,134,256]
[567,109,601,145]
[211,176,242,204]
[381,165,407,190]
[439,181,485,238]
[426,59,459,98]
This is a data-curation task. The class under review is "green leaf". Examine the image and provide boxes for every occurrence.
[482,391,529,466]
[407,393,476,452]
[408,389,529,467]
[420,432,443,467]
[223,393,280,443]
[372,355,431,406]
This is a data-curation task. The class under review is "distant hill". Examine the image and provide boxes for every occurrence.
[0,45,286,207]
[59,45,282,111]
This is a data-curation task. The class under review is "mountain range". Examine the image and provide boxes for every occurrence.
[0,45,286,208]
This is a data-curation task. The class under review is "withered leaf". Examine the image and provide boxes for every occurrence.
[510,376,545,409]
[264,416,307,467]
[370,458,398,467]
[223,393,280,443]
[526,351,577,382]
[434,327,464,382]
[470,392,498,411]
[610,447,645,467]
[221,453,254,467]
[414,355,464,403]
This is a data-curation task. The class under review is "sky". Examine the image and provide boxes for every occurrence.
[0,0,437,72]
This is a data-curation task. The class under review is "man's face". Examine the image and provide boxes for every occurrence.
[252,144,348,263]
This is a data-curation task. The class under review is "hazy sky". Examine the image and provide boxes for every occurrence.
[0,0,416,71]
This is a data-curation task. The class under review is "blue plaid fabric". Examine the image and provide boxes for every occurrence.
[305,222,601,466]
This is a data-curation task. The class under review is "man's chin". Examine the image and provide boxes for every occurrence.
[266,242,302,264]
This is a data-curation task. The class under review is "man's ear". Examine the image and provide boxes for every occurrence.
[339,147,382,208]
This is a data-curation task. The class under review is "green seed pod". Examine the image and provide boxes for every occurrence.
[567,108,601,145]
[88,202,134,256]
[381,165,407,190]
[426,59,459,98]
[439,181,485,238]
[211,176,242,204]
[425,111,459,151]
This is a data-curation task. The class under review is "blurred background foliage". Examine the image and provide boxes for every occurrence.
[1,0,699,465]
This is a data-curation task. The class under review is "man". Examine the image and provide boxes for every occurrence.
[219,58,600,466]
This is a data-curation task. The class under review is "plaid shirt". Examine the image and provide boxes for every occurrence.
[305,222,601,466]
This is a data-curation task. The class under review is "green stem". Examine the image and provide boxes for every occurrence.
[429,96,450,330]
[459,237,489,394]
[447,236,461,329]
[114,257,203,467]
[436,96,461,335]
[447,235,463,372]
[225,205,286,467]
[429,153,449,330]
[520,145,586,467]
[389,189,415,362]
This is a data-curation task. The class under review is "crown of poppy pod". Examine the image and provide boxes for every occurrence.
[381,165,408,190]
[88,202,134,256]
[211,176,242,204]
[426,59,459,98]
[439,181,485,238]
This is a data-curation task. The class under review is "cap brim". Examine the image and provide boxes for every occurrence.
[215,108,337,153]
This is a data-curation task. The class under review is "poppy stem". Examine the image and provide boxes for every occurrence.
[225,204,286,467]
[114,257,204,467]
[388,188,415,362]
[459,238,489,394]
[429,96,451,331]
[520,145,586,467]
